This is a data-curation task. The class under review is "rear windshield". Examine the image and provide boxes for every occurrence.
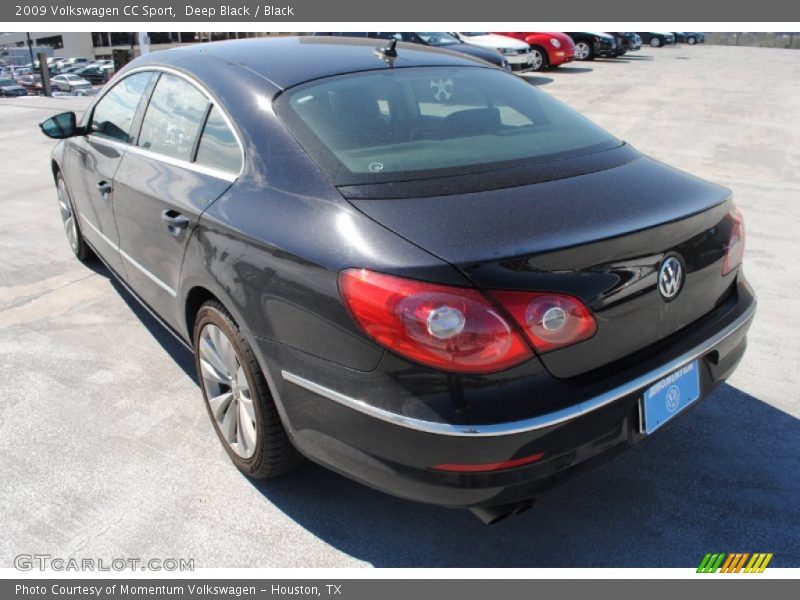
[275,66,620,186]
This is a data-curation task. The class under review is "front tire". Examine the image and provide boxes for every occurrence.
[575,40,593,61]
[194,301,302,479]
[650,37,663,48]
[687,36,697,45]
[56,172,93,261]
[529,46,548,71]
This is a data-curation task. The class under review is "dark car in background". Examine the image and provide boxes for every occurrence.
[39,37,755,523]
[313,32,509,70]
[637,32,677,47]
[606,32,641,56]
[565,32,617,60]
[0,77,27,97]
[75,66,113,84]
[674,32,706,45]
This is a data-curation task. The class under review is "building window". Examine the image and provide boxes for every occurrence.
[35,35,63,49]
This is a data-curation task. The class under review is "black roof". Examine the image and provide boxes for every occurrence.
[126,36,487,92]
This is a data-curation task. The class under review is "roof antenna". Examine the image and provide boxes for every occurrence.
[374,38,398,64]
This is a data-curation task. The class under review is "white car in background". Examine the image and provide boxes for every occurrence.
[50,74,93,93]
[453,32,535,73]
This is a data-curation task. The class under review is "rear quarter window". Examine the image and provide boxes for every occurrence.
[195,106,242,173]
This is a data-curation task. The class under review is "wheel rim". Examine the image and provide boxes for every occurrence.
[198,324,257,459]
[651,38,661,47]
[57,178,79,252]
[576,42,590,60]
[531,49,544,70]
[688,37,696,45]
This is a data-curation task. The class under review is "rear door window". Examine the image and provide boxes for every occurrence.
[137,74,209,161]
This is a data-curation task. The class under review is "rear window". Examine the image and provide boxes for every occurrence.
[275,66,619,186]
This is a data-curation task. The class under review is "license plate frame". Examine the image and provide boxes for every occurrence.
[639,360,701,434]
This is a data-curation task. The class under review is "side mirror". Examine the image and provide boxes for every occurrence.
[39,111,80,139]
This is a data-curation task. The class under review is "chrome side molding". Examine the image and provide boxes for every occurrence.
[281,300,756,438]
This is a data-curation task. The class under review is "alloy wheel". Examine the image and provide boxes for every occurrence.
[575,42,590,60]
[57,178,79,252]
[531,49,544,71]
[198,323,257,459]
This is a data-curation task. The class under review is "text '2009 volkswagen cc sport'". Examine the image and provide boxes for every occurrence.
[41,37,755,524]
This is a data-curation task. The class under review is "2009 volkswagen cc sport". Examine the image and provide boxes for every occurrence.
[41,37,755,523]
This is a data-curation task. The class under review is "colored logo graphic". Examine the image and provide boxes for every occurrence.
[697,552,773,573]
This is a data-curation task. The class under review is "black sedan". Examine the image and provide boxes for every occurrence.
[313,32,510,70]
[565,32,617,60]
[637,31,677,47]
[40,37,755,523]
[674,32,706,45]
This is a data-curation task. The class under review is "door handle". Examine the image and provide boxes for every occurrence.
[161,210,190,235]
[96,181,112,195]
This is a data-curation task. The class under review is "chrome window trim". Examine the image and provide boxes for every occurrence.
[282,300,756,437]
[79,215,177,298]
[85,65,245,182]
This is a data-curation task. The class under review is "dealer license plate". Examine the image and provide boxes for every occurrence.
[640,361,701,434]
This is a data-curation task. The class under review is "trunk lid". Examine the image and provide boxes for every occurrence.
[346,156,736,378]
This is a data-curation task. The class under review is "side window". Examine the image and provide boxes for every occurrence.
[138,74,209,161]
[90,71,153,143]
[195,106,242,173]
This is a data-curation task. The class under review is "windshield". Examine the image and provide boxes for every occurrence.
[416,32,460,46]
[0,79,15,86]
[275,66,620,186]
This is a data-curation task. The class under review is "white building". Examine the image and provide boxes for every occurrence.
[0,32,291,64]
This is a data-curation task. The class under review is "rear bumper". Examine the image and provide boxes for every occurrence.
[261,278,755,508]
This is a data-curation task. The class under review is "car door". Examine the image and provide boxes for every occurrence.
[111,71,242,326]
[62,70,156,276]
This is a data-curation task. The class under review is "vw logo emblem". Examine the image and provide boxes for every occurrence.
[658,256,684,301]
[665,385,681,412]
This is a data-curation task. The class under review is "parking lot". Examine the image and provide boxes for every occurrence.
[1,43,799,568]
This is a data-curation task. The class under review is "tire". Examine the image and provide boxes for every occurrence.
[687,36,697,45]
[575,40,593,61]
[193,300,303,479]
[616,50,627,57]
[529,46,548,71]
[650,37,662,48]
[55,172,94,261]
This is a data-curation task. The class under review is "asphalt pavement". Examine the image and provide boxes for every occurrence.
[0,44,798,567]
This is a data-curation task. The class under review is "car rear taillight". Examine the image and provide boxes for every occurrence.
[489,291,597,353]
[722,208,745,275]
[339,269,533,374]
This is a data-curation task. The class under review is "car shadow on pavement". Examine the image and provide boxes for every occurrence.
[251,384,800,567]
[523,76,554,86]
[551,66,594,74]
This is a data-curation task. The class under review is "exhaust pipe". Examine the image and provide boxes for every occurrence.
[470,500,536,525]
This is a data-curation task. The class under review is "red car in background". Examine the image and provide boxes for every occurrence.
[494,32,575,71]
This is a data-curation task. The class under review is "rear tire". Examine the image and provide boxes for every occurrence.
[56,172,94,261]
[650,37,663,48]
[687,36,697,45]
[193,300,303,479]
